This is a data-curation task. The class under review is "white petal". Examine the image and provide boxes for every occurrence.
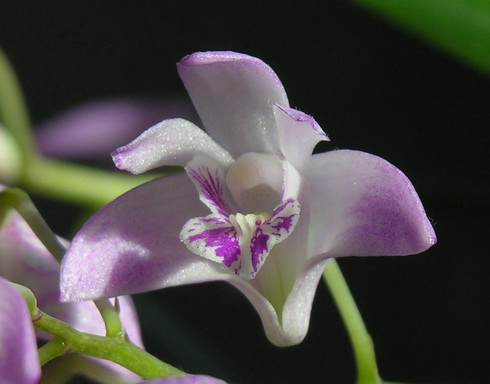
[177,51,289,157]
[112,118,233,174]
[274,105,329,171]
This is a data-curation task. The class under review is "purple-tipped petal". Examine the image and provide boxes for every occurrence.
[177,51,289,157]
[35,98,199,160]
[306,150,436,258]
[61,174,232,302]
[112,119,233,174]
[0,278,41,384]
[274,105,329,171]
[140,375,226,384]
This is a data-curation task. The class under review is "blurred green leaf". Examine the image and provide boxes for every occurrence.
[350,0,490,76]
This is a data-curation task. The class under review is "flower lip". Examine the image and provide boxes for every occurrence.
[181,154,301,280]
[180,198,300,280]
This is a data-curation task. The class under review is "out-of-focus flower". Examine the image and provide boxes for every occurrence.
[35,98,198,162]
[60,52,436,346]
[0,277,41,384]
[139,375,227,384]
[0,185,143,382]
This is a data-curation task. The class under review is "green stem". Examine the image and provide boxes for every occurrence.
[323,259,380,384]
[34,310,184,379]
[0,187,66,262]
[40,354,139,384]
[0,47,37,166]
[94,299,126,338]
[38,337,67,366]
[21,157,176,209]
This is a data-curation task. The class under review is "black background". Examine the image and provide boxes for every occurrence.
[1,2,489,383]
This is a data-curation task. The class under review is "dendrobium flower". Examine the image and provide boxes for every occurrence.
[60,51,436,346]
[0,277,40,384]
[0,186,144,382]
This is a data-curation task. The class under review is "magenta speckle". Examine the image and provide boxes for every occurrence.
[189,166,232,216]
[251,228,270,272]
[271,214,296,233]
[188,227,239,267]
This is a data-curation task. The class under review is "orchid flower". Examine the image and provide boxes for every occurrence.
[0,277,41,384]
[0,186,144,382]
[60,51,436,346]
[139,375,226,384]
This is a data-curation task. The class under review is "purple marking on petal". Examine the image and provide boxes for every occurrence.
[268,198,299,234]
[271,197,295,217]
[201,216,229,225]
[247,198,300,277]
[271,213,296,233]
[181,215,240,269]
[186,158,233,217]
[188,227,240,267]
[251,227,270,272]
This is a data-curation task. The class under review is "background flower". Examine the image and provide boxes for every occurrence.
[0,277,40,384]
[34,98,199,164]
[0,187,144,382]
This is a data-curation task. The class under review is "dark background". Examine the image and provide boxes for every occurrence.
[1,2,489,383]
